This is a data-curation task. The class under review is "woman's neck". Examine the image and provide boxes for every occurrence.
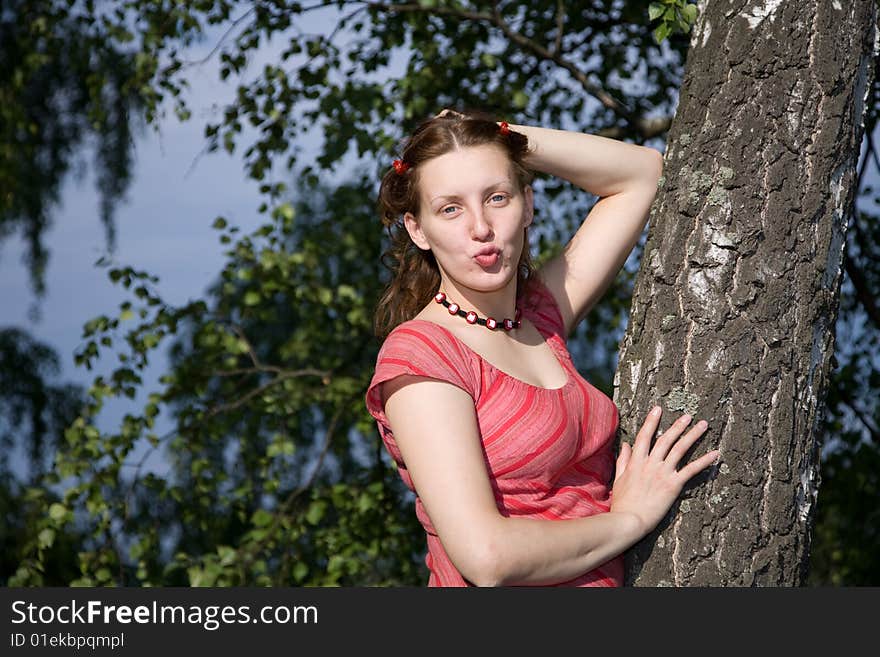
[434,278,519,324]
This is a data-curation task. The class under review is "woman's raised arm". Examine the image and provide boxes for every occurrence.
[506,122,662,336]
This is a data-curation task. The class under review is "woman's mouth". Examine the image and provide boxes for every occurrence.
[474,251,500,268]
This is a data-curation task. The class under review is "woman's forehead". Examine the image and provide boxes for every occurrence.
[419,147,513,199]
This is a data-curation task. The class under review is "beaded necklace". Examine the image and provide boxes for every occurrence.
[433,292,522,331]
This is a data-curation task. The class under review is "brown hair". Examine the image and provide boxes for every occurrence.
[373,109,537,340]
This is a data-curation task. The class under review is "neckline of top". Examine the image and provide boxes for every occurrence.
[404,318,573,392]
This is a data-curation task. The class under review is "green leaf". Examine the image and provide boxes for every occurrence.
[252,509,273,527]
[682,3,698,23]
[217,546,237,566]
[49,503,67,522]
[648,2,666,21]
[305,500,327,525]
[653,21,672,43]
[357,492,375,513]
[38,528,56,549]
[278,202,295,222]
[337,284,357,300]
[187,566,205,587]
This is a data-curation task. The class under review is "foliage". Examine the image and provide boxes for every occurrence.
[0,0,151,306]
[10,177,430,585]
[1,0,876,586]
[0,328,85,480]
[0,329,86,584]
[648,1,698,44]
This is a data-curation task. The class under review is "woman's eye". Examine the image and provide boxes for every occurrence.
[440,195,506,215]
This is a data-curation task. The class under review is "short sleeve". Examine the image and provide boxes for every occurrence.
[522,276,566,339]
[364,322,482,462]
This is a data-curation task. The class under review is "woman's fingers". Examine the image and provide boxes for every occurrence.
[633,406,717,478]
[651,413,695,460]
[614,441,632,483]
[665,419,709,466]
[676,449,721,481]
[435,108,466,119]
[633,406,662,459]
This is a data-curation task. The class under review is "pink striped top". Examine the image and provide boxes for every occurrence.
[365,277,623,586]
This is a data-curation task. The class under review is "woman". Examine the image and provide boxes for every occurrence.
[365,108,720,586]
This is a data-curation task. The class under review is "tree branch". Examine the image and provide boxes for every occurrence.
[844,130,880,330]
[838,386,880,443]
[844,254,880,331]
[180,7,257,68]
[364,1,670,138]
[554,0,564,56]
[203,368,330,419]
[237,404,344,580]
[119,363,331,533]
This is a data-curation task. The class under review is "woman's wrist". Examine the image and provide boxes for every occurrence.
[608,510,648,548]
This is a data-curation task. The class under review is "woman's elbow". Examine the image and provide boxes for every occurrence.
[457,532,510,587]
[634,146,663,183]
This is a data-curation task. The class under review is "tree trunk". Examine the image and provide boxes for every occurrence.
[614,0,877,586]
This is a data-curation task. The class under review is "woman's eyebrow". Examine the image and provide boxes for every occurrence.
[430,180,512,203]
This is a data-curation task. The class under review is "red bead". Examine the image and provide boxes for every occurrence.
[434,292,446,303]
[486,317,498,330]
[466,311,478,324]
[504,318,514,330]
[448,303,459,314]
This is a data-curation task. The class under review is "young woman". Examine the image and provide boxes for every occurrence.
[365,109,720,586]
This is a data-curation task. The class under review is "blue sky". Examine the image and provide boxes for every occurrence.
[1,21,327,478]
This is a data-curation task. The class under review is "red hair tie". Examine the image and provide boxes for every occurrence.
[392,159,410,174]
[499,121,510,135]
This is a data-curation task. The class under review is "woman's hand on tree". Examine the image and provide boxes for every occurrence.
[610,406,720,539]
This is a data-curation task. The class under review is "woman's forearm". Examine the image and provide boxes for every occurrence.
[505,122,662,197]
[478,511,644,587]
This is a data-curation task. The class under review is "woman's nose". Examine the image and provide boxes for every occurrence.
[470,207,493,239]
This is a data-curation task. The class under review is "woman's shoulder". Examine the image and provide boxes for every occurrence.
[373,319,481,386]
[366,318,483,425]
[385,318,483,377]
[381,317,473,358]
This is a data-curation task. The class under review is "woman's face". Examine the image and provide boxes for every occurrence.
[403,144,533,293]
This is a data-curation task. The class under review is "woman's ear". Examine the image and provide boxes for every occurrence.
[403,211,431,251]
